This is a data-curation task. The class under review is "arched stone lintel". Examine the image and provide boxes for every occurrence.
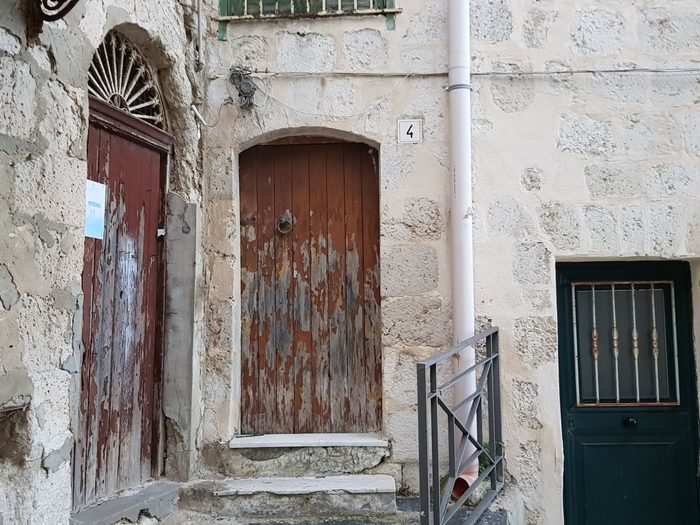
[240,126,381,152]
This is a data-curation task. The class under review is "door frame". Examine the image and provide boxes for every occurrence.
[556,260,700,524]
[73,98,172,509]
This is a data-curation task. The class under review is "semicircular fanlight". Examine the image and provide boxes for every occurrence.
[88,32,165,129]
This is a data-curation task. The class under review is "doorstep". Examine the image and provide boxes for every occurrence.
[179,474,397,518]
[70,481,179,525]
[229,432,389,449]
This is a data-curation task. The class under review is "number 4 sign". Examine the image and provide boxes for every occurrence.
[397,119,423,144]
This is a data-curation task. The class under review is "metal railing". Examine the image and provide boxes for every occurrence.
[218,0,400,20]
[416,327,504,525]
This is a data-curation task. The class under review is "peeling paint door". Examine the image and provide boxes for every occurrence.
[240,142,381,434]
[74,99,171,509]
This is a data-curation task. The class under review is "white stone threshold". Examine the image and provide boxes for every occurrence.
[212,474,396,496]
[229,432,389,449]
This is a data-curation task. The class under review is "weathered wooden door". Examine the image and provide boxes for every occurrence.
[240,142,381,434]
[557,262,700,525]
[74,99,170,509]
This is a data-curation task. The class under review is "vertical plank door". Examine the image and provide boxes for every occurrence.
[240,142,381,434]
[75,99,171,510]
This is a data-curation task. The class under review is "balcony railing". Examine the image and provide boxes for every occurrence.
[218,0,400,20]
[416,327,504,525]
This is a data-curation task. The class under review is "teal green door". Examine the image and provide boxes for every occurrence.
[557,262,700,525]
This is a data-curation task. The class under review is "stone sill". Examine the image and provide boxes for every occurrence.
[229,432,389,449]
[211,474,396,496]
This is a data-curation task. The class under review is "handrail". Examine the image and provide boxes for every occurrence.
[416,327,504,525]
[419,326,499,367]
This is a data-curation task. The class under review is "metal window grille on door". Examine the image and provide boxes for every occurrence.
[571,281,680,407]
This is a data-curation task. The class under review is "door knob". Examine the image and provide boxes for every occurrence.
[623,416,638,428]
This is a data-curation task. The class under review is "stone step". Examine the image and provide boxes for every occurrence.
[167,498,508,525]
[198,436,390,478]
[178,475,397,519]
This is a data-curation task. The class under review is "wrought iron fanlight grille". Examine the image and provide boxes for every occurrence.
[40,0,81,21]
[88,32,165,129]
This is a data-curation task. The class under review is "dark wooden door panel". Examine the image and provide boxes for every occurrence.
[571,434,686,525]
[557,262,700,525]
[75,101,168,510]
[240,143,381,434]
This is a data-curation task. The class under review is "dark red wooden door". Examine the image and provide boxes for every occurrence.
[240,142,381,434]
[74,100,170,509]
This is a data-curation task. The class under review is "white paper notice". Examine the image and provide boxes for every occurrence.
[85,180,106,240]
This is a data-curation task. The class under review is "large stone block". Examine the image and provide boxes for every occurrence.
[379,145,416,193]
[382,296,450,347]
[513,316,557,368]
[558,113,615,156]
[513,242,551,286]
[512,378,541,430]
[687,213,700,254]
[584,164,641,198]
[489,63,535,113]
[276,31,336,73]
[343,29,387,72]
[385,408,420,463]
[589,73,649,105]
[647,204,680,256]
[619,113,681,158]
[583,206,618,252]
[472,0,513,43]
[224,35,270,71]
[0,27,21,55]
[522,8,558,49]
[640,8,700,52]
[573,9,625,55]
[620,206,644,254]
[487,198,534,237]
[644,164,695,197]
[681,112,700,156]
[39,80,86,157]
[0,57,36,140]
[383,197,444,241]
[521,166,543,192]
[382,244,438,297]
[515,440,541,495]
[538,202,580,251]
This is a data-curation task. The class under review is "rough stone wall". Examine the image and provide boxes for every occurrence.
[198,0,452,492]
[471,0,700,523]
[0,1,200,523]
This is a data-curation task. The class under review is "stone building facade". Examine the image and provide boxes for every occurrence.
[2,0,700,524]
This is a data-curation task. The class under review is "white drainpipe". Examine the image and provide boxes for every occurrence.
[448,0,478,493]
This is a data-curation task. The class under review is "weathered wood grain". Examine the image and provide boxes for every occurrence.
[76,105,166,509]
[240,142,381,434]
[256,155,277,433]
[326,145,349,431]
[362,147,382,430]
[291,149,313,432]
[274,149,294,434]
[344,147,366,430]
[240,151,259,433]
[308,148,331,432]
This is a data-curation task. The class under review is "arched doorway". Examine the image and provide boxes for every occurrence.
[239,138,382,434]
[74,31,172,510]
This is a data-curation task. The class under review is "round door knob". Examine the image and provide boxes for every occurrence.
[623,416,638,428]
